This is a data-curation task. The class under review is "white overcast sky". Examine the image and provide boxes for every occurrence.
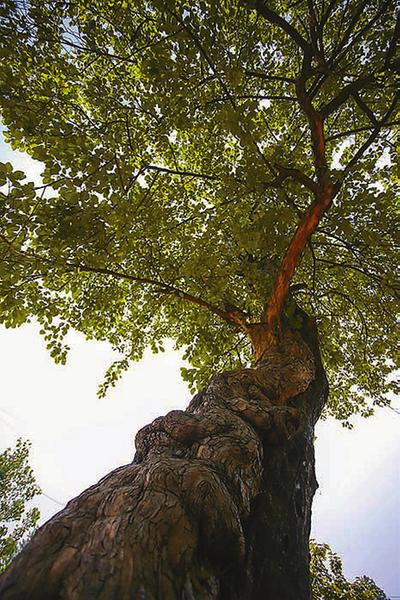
[0,132,399,597]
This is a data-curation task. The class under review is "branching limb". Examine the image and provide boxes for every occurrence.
[274,165,320,195]
[142,164,219,181]
[351,92,378,125]
[342,92,399,176]
[325,121,400,142]
[243,0,311,52]
[244,70,295,84]
[320,77,374,118]
[67,263,249,329]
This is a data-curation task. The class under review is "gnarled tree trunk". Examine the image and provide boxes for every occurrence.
[0,318,327,599]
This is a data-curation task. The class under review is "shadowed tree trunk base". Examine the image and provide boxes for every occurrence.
[0,319,327,599]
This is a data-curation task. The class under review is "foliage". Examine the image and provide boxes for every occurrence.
[310,541,388,599]
[0,439,41,573]
[0,0,398,421]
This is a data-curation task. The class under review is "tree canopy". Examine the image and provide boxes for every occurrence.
[0,0,398,421]
[0,439,41,573]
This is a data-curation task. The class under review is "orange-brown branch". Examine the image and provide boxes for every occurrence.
[263,185,334,330]
[263,100,334,333]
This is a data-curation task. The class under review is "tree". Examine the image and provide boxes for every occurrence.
[0,439,41,573]
[310,541,388,599]
[0,0,398,597]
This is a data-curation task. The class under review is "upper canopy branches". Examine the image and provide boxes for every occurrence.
[0,0,398,419]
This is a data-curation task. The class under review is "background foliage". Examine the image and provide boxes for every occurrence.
[310,541,388,599]
[0,438,41,573]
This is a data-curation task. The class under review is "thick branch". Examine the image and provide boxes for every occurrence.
[296,86,328,184]
[245,70,296,84]
[325,121,400,142]
[244,0,311,52]
[320,77,374,118]
[320,0,341,27]
[143,164,218,181]
[342,93,399,175]
[307,0,325,61]
[68,263,247,329]
[352,91,378,124]
[274,165,320,195]
[263,186,334,328]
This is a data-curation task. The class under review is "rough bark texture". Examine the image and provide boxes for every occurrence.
[0,317,327,599]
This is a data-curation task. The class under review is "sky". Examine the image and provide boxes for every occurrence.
[0,133,399,598]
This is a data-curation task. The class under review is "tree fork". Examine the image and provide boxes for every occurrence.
[0,316,327,600]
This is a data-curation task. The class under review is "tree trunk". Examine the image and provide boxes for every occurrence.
[0,318,327,599]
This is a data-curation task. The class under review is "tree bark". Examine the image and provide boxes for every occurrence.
[0,316,327,599]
